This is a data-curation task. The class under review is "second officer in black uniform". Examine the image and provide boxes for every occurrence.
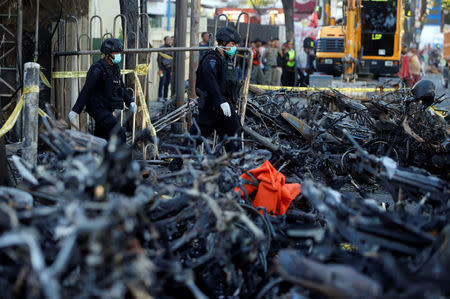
[68,38,137,143]
[194,26,242,152]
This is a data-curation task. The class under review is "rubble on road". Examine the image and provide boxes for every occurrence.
[0,85,449,298]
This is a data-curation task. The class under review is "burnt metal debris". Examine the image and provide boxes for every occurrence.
[0,84,449,299]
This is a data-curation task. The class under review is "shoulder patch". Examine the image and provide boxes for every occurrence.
[209,59,217,69]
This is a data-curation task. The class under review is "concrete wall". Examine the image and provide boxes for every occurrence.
[89,0,121,38]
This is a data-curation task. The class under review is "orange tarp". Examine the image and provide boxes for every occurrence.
[235,160,301,215]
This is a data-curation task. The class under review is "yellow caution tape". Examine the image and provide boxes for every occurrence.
[122,64,149,76]
[40,71,52,88]
[429,106,449,118]
[38,108,49,118]
[52,64,150,79]
[52,71,88,79]
[252,84,397,92]
[132,68,159,158]
[0,96,24,138]
[340,243,358,251]
[159,52,173,60]
[0,85,39,138]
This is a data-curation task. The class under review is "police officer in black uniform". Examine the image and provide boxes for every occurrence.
[68,38,137,143]
[194,26,242,152]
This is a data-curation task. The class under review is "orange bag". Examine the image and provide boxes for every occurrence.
[235,160,301,215]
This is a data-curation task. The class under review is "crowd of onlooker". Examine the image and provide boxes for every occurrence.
[245,36,316,87]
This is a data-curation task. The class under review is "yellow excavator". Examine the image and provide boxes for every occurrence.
[316,0,407,81]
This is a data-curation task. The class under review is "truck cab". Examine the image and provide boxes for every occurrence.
[315,0,403,78]
[316,25,345,76]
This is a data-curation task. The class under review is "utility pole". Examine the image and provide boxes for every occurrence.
[173,0,187,133]
[188,0,201,99]
[22,62,40,167]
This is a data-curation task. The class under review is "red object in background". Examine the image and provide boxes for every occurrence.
[294,0,317,21]
[252,47,261,66]
[235,160,301,216]
[215,8,284,24]
[398,54,411,84]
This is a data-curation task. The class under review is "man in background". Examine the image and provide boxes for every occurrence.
[157,36,173,101]
[250,39,264,84]
[398,43,411,86]
[407,43,421,87]
[262,37,282,86]
[199,32,211,61]
[281,40,296,86]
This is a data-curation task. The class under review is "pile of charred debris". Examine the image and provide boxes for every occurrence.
[0,82,449,299]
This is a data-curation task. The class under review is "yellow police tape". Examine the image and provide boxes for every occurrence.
[52,64,151,79]
[132,66,160,158]
[429,106,449,118]
[159,52,173,60]
[0,85,45,138]
[252,84,397,92]
[40,70,52,88]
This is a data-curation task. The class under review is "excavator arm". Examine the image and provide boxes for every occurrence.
[342,0,362,81]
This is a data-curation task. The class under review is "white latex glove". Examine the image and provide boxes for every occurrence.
[68,110,78,123]
[129,102,137,114]
[220,102,231,117]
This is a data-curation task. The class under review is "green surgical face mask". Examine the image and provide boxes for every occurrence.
[112,53,122,64]
[221,46,237,56]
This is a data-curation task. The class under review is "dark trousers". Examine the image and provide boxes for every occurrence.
[191,107,242,152]
[94,113,126,144]
[158,68,171,99]
[281,69,296,86]
[298,70,310,87]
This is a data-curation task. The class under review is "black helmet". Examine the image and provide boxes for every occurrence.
[216,27,241,44]
[412,79,435,107]
[303,37,315,49]
[100,38,124,55]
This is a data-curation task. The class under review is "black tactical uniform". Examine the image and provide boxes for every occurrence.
[193,27,242,152]
[71,39,134,143]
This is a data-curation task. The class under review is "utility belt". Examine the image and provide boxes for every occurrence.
[196,88,207,110]
[196,88,235,111]
[98,95,123,111]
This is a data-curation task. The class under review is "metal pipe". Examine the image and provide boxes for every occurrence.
[174,0,187,133]
[113,14,128,81]
[234,12,250,71]
[33,0,39,61]
[89,15,103,64]
[137,13,151,114]
[213,14,229,43]
[102,33,113,40]
[239,49,253,126]
[54,46,253,56]
[16,0,22,84]
[188,0,200,99]
[65,16,80,51]
[12,29,23,151]
[167,0,172,31]
[236,12,250,48]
